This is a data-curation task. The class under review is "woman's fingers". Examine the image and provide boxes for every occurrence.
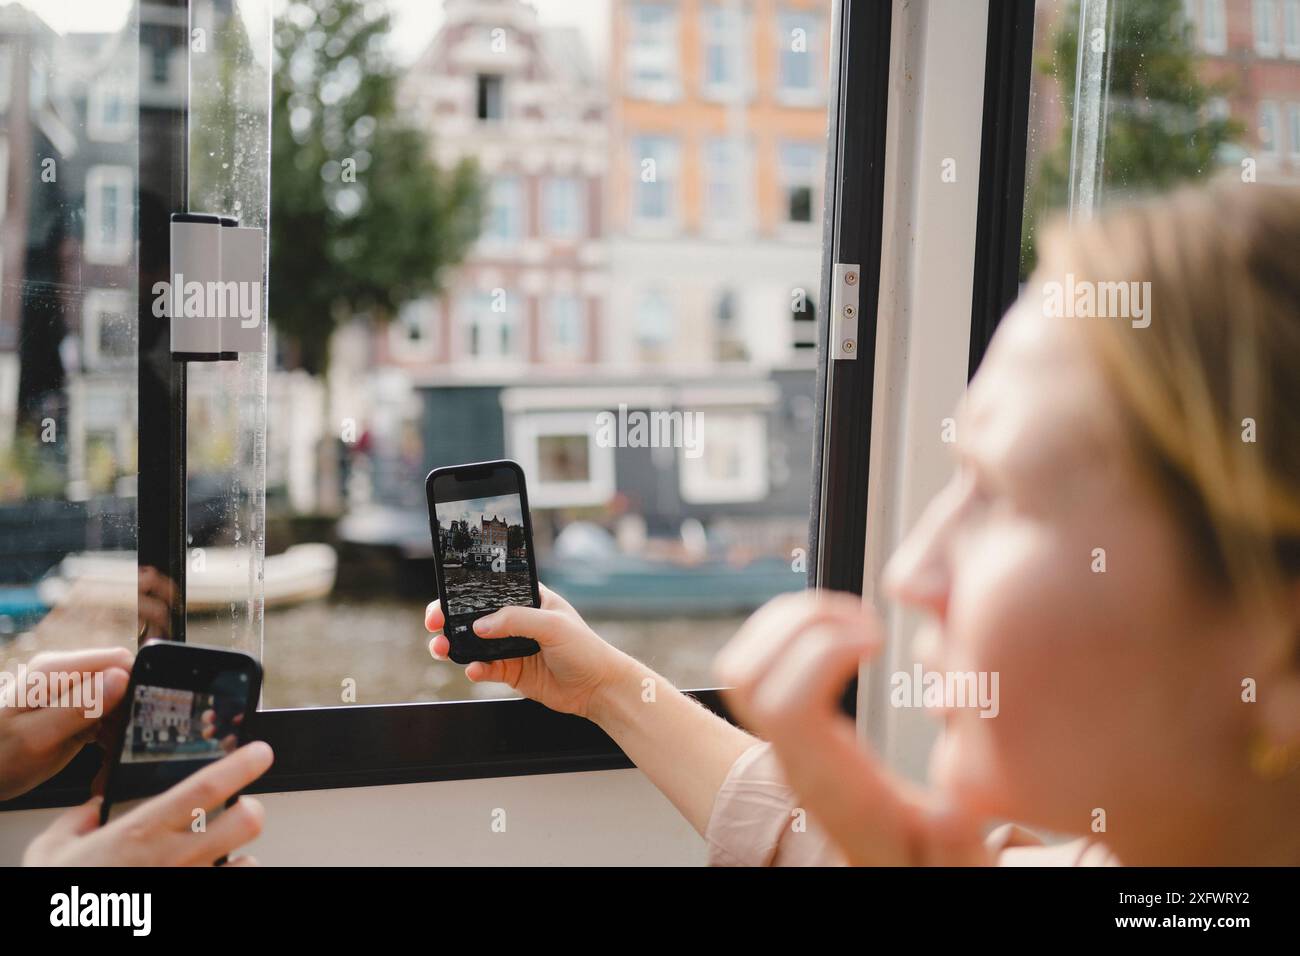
[140,742,274,832]
[16,666,130,754]
[472,606,568,646]
[740,625,875,739]
[714,590,875,691]
[424,600,444,632]
[428,632,450,661]
[180,796,265,866]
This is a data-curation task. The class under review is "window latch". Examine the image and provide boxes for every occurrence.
[831,262,860,361]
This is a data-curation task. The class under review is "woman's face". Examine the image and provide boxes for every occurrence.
[883,302,1250,851]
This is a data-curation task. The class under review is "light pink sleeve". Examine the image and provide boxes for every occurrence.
[704,742,846,867]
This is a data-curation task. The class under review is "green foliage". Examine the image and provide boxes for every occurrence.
[1020,0,1243,276]
[270,0,484,373]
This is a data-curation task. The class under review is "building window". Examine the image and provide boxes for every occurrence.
[484,175,525,244]
[84,165,133,264]
[543,176,585,239]
[777,11,819,101]
[1260,100,1281,156]
[1256,0,1281,54]
[88,80,131,142]
[1201,0,1228,53]
[631,135,678,228]
[1289,103,1300,160]
[703,138,749,231]
[714,289,747,362]
[779,142,818,225]
[636,288,673,357]
[389,298,438,359]
[627,3,679,101]
[702,5,746,100]
[82,289,135,368]
[1285,0,1300,56]
[511,412,615,508]
[544,294,586,360]
[476,74,504,121]
[679,412,769,504]
[462,290,522,363]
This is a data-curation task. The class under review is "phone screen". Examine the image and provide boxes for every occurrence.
[428,461,541,662]
[103,644,260,822]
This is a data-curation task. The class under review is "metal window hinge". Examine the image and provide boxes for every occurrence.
[831,262,860,360]
[168,212,266,360]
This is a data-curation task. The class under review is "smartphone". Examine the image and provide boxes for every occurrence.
[425,459,543,664]
[100,641,262,826]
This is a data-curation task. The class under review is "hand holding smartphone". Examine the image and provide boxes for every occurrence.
[100,641,262,827]
[426,459,543,664]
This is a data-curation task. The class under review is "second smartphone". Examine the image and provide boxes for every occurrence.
[425,459,543,664]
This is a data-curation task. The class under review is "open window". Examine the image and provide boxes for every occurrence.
[1,0,891,810]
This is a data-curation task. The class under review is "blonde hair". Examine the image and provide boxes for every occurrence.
[1038,180,1300,638]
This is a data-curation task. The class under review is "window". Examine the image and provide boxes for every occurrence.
[1290,103,1300,159]
[1260,100,1281,156]
[88,80,132,141]
[0,0,848,813]
[82,290,135,368]
[389,298,439,359]
[1285,0,1300,56]
[84,166,133,264]
[702,5,746,100]
[627,3,679,101]
[484,175,525,244]
[1202,0,1228,53]
[542,176,585,239]
[779,142,819,225]
[1257,0,1280,54]
[631,135,679,228]
[476,74,504,121]
[544,294,586,361]
[636,288,673,356]
[703,138,750,231]
[777,11,820,102]
[462,290,523,363]
[510,411,615,508]
[679,412,769,504]
[713,289,747,362]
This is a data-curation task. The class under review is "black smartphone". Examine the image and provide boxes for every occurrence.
[100,641,262,826]
[425,459,543,664]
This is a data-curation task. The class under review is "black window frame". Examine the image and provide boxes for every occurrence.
[0,0,1008,813]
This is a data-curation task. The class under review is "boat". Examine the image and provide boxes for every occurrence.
[36,544,338,613]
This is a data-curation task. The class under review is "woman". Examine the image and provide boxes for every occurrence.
[425,180,1300,865]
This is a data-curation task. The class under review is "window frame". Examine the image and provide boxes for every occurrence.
[3,0,898,813]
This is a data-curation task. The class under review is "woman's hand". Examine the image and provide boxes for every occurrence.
[0,648,133,802]
[425,584,636,719]
[715,590,990,866]
[23,742,273,867]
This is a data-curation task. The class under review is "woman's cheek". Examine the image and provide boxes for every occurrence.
[929,524,1071,819]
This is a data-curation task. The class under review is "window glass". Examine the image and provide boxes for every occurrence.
[0,1,141,667]
[1022,0,1300,281]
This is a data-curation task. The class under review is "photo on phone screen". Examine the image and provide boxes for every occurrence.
[427,460,542,663]
[102,643,261,824]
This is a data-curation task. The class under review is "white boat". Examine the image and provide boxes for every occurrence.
[37,544,338,613]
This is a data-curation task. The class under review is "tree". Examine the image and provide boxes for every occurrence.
[270,0,484,373]
[1020,0,1242,276]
